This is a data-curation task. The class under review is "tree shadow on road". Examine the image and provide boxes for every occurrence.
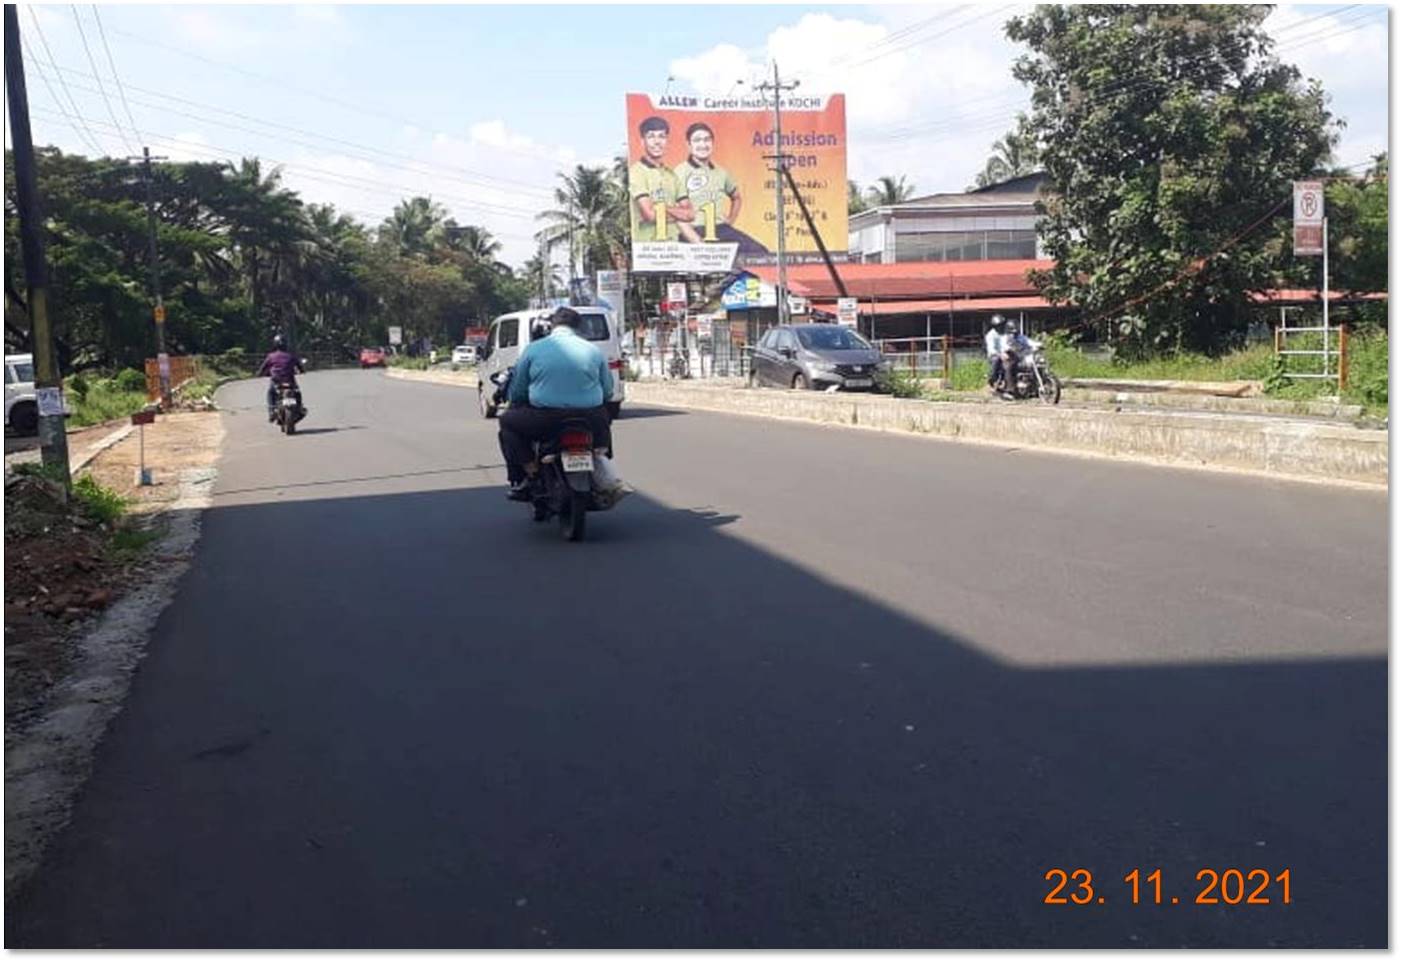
[7,485,1386,949]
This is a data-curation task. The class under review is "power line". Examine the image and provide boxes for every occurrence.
[69,4,133,153]
[22,6,103,154]
[30,56,559,201]
[90,5,142,143]
[102,22,575,171]
[28,65,560,209]
[18,35,100,154]
[28,106,549,228]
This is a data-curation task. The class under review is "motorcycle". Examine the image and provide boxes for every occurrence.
[273,382,305,434]
[997,342,1061,405]
[490,369,619,543]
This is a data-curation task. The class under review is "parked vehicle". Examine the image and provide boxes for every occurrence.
[359,347,388,368]
[5,353,38,435]
[489,370,616,542]
[997,340,1062,404]
[451,344,477,367]
[273,382,305,435]
[477,308,626,419]
[748,324,887,391]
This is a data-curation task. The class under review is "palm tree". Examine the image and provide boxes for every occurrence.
[442,220,502,263]
[521,251,563,304]
[223,157,310,329]
[973,115,1039,188]
[864,175,916,208]
[848,179,871,215]
[380,196,448,257]
[535,164,628,280]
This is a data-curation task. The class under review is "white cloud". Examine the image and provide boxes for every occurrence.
[468,120,534,152]
[175,10,265,52]
[293,5,344,26]
[165,132,212,164]
[670,10,1033,196]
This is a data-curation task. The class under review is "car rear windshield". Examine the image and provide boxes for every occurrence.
[11,362,33,382]
[795,327,872,351]
[572,313,610,342]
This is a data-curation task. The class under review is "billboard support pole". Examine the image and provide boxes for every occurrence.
[759,64,798,326]
[781,163,847,299]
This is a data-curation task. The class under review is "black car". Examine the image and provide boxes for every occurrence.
[749,324,886,391]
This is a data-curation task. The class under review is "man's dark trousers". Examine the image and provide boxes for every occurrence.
[499,404,612,484]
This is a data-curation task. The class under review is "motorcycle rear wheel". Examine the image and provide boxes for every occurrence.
[559,489,588,542]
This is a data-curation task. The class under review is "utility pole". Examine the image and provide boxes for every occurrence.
[758,63,799,327]
[5,5,71,487]
[128,146,172,407]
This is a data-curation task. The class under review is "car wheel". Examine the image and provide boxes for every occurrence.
[10,401,38,436]
[747,367,759,389]
[479,385,498,419]
[792,372,809,391]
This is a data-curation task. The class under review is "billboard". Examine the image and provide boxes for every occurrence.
[625,92,848,274]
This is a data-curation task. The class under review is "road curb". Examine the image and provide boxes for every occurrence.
[384,369,1387,487]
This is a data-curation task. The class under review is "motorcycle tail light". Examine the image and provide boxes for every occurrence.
[560,430,593,450]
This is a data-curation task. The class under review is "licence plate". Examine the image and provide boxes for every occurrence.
[562,451,593,472]
[845,378,873,388]
[281,397,298,406]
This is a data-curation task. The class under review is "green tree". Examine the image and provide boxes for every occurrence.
[1007,5,1337,356]
[863,175,915,207]
[535,164,628,279]
[847,179,870,215]
[1324,153,1387,296]
[379,196,448,257]
[972,114,1039,188]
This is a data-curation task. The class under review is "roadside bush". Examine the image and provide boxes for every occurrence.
[72,474,126,525]
[878,366,925,399]
[115,368,147,392]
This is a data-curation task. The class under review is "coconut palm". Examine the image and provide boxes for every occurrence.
[380,196,448,257]
[973,115,1040,188]
[864,175,916,208]
[442,220,502,263]
[535,164,628,279]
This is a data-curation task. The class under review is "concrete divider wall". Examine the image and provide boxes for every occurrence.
[385,369,1386,486]
[624,382,1388,486]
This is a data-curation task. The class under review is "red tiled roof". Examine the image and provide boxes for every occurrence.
[811,295,1054,316]
[1249,289,1387,304]
[747,259,1051,300]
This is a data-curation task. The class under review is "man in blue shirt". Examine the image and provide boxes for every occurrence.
[498,307,615,500]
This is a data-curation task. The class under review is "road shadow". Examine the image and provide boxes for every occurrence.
[7,485,1386,949]
[616,407,687,420]
[293,426,365,436]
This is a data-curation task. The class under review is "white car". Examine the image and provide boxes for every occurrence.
[476,308,626,419]
[5,353,38,435]
[451,344,477,366]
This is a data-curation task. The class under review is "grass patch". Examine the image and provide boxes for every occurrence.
[387,355,432,370]
[109,522,162,561]
[64,371,148,427]
[72,473,127,525]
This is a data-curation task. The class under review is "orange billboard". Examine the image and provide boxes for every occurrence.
[625,92,848,273]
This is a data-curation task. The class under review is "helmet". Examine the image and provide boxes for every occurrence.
[272,333,285,350]
[530,317,553,341]
[990,314,1007,330]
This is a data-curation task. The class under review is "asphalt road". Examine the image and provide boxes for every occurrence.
[9,370,1387,948]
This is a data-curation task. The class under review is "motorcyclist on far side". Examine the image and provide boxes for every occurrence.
[256,333,306,421]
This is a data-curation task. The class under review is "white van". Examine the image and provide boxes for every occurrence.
[5,353,38,435]
[476,307,626,419]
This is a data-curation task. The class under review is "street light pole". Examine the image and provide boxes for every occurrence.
[5,5,71,486]
[128,146,172,407]
[759,63,798,327]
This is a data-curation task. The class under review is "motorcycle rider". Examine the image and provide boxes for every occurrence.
[256,333,306,422]
[498,306,620,502]
[985,315,1012,399]
[1002,326,1040,397]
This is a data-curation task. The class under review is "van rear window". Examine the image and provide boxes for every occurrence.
[573,313,610,342]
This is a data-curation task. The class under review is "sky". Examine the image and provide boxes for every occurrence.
[12,2,1391,269]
